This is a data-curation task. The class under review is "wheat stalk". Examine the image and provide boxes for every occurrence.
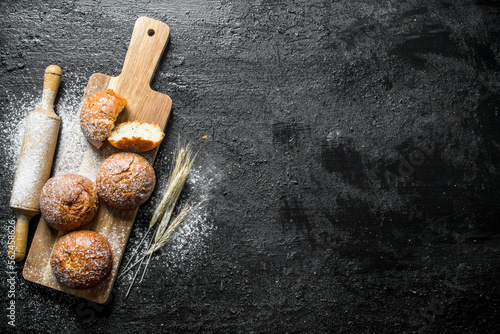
[147,205,190,255]
[120,141,195,297]
[124,205,191,297]
[119,141,195,276]
[150,142,195,229]
[138,203,191,284]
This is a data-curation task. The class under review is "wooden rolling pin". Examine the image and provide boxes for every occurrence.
[8,65,62,262]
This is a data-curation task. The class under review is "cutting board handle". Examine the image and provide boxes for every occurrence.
[119,17,170,87]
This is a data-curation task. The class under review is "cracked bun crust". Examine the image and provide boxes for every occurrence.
[50,230,112,289]
[40,174,99,231]
[80,89,127,149]
[96,152,156,210]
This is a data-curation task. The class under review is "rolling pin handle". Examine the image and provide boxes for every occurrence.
[41,65,62,110]
[8,213,32,262]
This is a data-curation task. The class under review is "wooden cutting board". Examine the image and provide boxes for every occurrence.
[23,17,171,303]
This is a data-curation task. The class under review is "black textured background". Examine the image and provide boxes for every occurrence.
[1,1,500,333]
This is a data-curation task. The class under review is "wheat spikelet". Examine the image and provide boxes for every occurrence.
[120,141,195,276]
[146,205,190,255]
[121,140,195,297]
[150,142,195,229]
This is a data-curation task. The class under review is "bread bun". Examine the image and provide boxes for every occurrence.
[40,174,99,231]
[96,152,156,209]
[108,121,165,152]
[50,230,112,289]
[80,89,127,148]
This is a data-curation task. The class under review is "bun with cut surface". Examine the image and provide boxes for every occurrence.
[108,121,165,152]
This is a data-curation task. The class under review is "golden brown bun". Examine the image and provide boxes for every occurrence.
[108,121,165,152]
[96,152,156,209]
[80,89,127,148]
[50,230,112,289]
[40,174,99,231]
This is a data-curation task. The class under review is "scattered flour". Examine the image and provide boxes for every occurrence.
[2,72,222,275]
[124,156,223,275]
[1,92,39,178]
[1,75,85,185]
[2,72,222,299]
[10,112,59,208]
[164,161,223,267]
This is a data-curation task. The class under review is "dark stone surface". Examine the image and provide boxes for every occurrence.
[1,0,499,333]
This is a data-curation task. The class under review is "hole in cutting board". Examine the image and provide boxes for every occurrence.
[147,29,155,36]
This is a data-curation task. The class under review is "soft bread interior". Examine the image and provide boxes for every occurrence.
[109,105,125,131]
[108,121,164,142]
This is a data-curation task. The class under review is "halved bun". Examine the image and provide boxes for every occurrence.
[80,89,127,148]
[108,121,165,152]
